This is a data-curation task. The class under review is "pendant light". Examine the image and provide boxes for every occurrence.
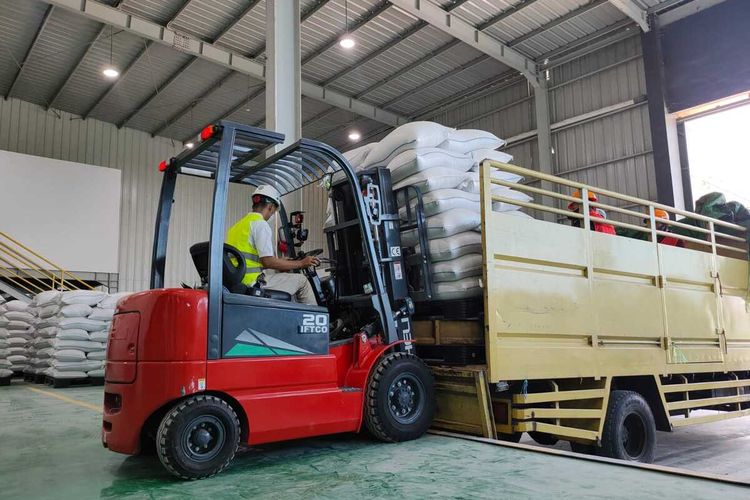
[339,0,355,49]
[102,26,120,79]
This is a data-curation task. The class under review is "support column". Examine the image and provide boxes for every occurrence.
[266,0,301,147]
[534,82,555,219]
[642,15,685,209]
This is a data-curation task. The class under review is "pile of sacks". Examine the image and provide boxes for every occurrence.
[29,290,130,381]
[342,122,531,300]
[0,300,36,376]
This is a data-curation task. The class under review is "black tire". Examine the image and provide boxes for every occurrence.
[156,395,241,480]
[497,432,522,443]
[529,431,559,446]
[364,351,435,442]
[599,390,656,463]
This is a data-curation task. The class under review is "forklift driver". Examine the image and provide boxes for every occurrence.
[226,185,320,305]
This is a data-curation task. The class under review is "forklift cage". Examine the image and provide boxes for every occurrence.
[150,121,398,359]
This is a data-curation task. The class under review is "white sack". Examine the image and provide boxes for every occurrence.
[393,167,471,195]
[39,305,61,319]
[8,347,27,356]
[343,143,376,169]
[53,349,87,362]
[7,321,32,331]
[51,359,102,372]
[400,189,479,218]
[37,327,58,339]
[459,171,524,193]
[8,354,28,364]
[52,340,105,352]
[88,308,115,321]
[433,276,483,300]
[98,292,133,310]
[0,318,8,328]
[45,369,87,379]
[7,337,28,347]
[402,208,481,246]
[36,319,58,330]
[0,359,12,369]
[471,148,514,165]
[57,329,90,341]
[4,300,29,312]
[89,330,110,342]
[60,304,94,318]
[387,148,475,184]
[37,348,54,359]
[59,290,107,306]
[58,317,107,332]
[87,368,105,378]
[5,311,35,323]
[0,369,13,378]
[362,121,454,168]
[87,350,107,361]
[419,231,483,263]
[440,129,505,154]
[33,290,62,307]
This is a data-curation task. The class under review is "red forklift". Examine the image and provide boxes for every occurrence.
[102,121,436,480]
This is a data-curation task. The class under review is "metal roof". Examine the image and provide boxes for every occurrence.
[0,0,685,150]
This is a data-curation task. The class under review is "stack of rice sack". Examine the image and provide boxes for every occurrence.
[0,299,13,383]
[27,291,63,377]
[349,121,532,300]
[0,300,36,375]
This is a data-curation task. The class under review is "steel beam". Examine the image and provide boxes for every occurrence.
[43,0,407,128]
[83,40,152,119]
[658,0,728,26]
[47,24,109,110]
[609,0,650,31]
[389,0,539,86]
[5,5,55,100]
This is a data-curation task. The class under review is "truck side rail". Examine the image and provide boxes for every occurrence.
[481,160,748,258]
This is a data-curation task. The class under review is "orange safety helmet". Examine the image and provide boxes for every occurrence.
[644,208,670,224]
[568,189,598,211]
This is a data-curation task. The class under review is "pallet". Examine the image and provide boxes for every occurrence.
[416,344,486,365]
[44,376,104,389]
[0,375,11,387]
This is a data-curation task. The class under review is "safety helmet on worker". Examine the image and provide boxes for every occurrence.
[567,189,598,211]
[252,185,281,208]
[643,208,670,224]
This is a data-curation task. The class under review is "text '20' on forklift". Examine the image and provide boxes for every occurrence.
[102,122,437,480]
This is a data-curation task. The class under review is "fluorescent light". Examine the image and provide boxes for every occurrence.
[348,131,361,141]
[185,142,194,149]
[102,66,119,79]
[339,35,355,49]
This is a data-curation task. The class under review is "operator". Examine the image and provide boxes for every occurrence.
[226,185,320,305]
[645,208,684,247]
[567,189,616,235]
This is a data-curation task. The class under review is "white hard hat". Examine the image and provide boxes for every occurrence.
[252,185,281,207]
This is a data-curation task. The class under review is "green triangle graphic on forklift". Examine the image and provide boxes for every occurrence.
[225,343,278,357]
[238,328,311,354]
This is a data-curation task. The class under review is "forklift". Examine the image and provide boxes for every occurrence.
[102,121,436,480]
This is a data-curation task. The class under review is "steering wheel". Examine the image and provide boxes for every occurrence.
[296,248,324,260]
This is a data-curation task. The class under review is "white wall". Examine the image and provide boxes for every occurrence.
[0,149,121,272]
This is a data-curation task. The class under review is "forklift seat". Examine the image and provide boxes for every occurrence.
[189,242,292,301]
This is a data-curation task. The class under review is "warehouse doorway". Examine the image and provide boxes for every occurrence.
[679,94,750,210]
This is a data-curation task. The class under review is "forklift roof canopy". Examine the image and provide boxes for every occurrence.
[169,121,351,196]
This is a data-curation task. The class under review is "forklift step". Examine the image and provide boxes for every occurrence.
[416,344,486,365]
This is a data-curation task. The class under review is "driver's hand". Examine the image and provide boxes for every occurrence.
[299,256,320,268]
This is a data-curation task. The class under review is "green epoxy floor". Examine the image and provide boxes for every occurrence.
[1,381,748,499]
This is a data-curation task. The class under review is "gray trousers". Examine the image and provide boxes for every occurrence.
[265,272,317,305]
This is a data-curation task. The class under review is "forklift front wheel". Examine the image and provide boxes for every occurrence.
[364,352,435,442]
[156,395,241,480]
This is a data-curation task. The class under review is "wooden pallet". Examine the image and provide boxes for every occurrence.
[44,375,104,388]
[0,375,11,387]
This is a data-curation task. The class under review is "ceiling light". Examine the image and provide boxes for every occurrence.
[339,35,355,49]
[102,66,120,79]
[348,131,361,141]
[185,142,194,149]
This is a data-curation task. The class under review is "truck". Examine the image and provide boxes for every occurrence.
[102,121,750,479]
[418,160,750,463]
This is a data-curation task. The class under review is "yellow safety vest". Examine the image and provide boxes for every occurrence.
[226,212,265,286]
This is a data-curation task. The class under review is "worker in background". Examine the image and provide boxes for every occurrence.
[567,189,616,235]
[226,185,319,305]
[645,209,684,247]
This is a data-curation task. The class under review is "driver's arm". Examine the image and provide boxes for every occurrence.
[260,256,312,271]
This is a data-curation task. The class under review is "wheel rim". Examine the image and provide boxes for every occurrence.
[181,415,226,463]
[621,413,647,459]
[387,373,425,425]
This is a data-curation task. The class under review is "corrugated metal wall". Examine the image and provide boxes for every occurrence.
[429,36,654,211]
[0,97,254,291]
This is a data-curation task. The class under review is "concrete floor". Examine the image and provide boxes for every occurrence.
[520,411,750,482]
[1,381,748,500]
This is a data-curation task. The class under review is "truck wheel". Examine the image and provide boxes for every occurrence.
[600,390,656,463]
[156,395,241,480]
[365,351,435,442]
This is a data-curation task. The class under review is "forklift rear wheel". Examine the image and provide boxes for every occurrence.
[599,390,656,463]
[156,395,241,480]
[365,352,435,442]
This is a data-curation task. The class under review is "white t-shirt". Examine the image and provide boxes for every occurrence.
[250,218,275,260]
